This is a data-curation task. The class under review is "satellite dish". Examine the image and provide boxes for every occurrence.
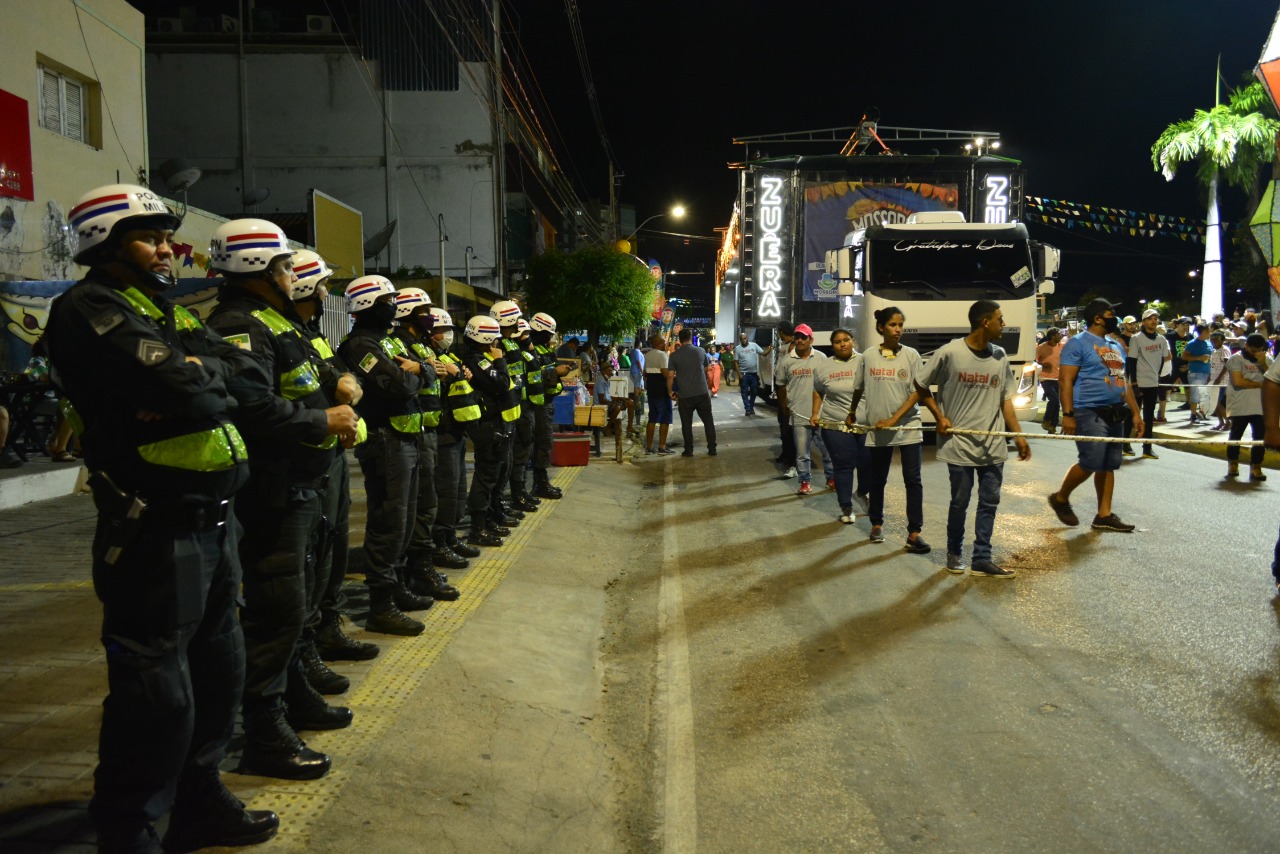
[363,220,397,259]
[242,187,271,207]
[159,158,202,193]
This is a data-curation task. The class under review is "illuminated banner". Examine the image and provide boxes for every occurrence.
[0,89,35,201]
[647,257,665,320]
[802,182,957,302]
[975,172,1013,224]
[752,172,793,323]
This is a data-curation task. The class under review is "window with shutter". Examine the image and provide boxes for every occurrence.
[39,68,61,133]
[36,64,92,145]
[63,78,83,142]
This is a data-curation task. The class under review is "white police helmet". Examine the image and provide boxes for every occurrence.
[209,219,294,275]
[290,249,333,300]
[69,184,182,265]
[464,315,502,345]
[344,275,397,313]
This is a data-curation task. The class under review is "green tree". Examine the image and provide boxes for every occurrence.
[1151,78,1280,318]
[524,246,655,344]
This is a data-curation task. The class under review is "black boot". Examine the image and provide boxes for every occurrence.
[404,554,434,597]
[284,656,353,731]
[432,543,471,570]
[450,538,481,558]
[486,522,512,537]
[425,568,460,601]
[366,586,425,636]
[298,635,350,695]
[467,526,504,548]
[315,613,380,662]
[238,704,331,780]
[532,469,563,499]
[162,769,279,853]
[392,582,434,612]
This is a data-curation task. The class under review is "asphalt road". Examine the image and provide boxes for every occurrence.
[611,396,1280,853]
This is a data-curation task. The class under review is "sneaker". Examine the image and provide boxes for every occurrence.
[681,450,694,457]
[784,466,798,478]
[1048,492,1079,527]
[1122,445,1135,457]
[826,478,836,491]
[657,447,676,455]
[869,526,885,543]
[945,553,968,574]
[854,492,870,514]
[1178,403,1191,411]
[797,481,812,496]
[905,536,932,555]
[971,559,1016,578]
[645,447,654,455]
[1142,450,1159,460]
[838,512,854,525]
[1091,513,1136,532]
[708,447,717,456]
[1154,416,1168,423]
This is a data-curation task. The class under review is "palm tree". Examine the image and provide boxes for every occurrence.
[1151,78,1280,318]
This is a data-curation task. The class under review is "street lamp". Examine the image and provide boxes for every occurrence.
[624,205,686,243]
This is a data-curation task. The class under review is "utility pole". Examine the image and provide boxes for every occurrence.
[438,213,448,308]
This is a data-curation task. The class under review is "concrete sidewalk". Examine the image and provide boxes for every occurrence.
[0,446,640,852]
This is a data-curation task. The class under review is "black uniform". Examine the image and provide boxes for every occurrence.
[45,272,263,845]
[207,285,348,763]
[338,325,423,591]
[460,346,513,538]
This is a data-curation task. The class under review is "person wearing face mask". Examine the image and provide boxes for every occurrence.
[288,251,382,669]
[206,220,363,781]
[1048,298,1144,534]
[427,306,484,563]
[392,288,461,603]
[529,312,569,497]
[337,277,435,637]
[45,186,283,852]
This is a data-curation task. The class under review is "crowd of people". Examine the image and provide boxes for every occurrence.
[43,183,579,853]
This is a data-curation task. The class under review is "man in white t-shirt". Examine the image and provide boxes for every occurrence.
[776,324,831,494]
[1127,308,1171,458]
[919,300,1030,578]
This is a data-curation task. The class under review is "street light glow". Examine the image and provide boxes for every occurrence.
[672,205,686,218]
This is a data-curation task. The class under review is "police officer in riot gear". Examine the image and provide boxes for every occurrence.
[488,301,527,526]
[426,307,482,563]
[529,312,569,499]
[206,220,359,782]
[393,288,460,601]
[288,250,382,665]
[460,315,521,546]
[45,184,279,852]
[338,277,435,635]
[509,318,542,513]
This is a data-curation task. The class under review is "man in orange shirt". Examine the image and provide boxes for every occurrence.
[1035,328,1064,433]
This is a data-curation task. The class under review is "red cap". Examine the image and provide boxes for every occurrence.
[793,323,814,338]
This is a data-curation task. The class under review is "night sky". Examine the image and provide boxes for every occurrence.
[514,0,1280,315]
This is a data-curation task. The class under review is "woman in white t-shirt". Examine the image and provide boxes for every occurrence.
[849,306,931,554]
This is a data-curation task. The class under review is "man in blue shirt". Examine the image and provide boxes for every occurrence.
[1182,323,1214,423]
[1048,298,1144,532]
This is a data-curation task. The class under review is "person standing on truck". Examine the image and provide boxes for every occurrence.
[919,300,1031,578]
[1047,298,1143,534]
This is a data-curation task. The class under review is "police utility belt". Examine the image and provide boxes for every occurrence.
[88,471,230,565]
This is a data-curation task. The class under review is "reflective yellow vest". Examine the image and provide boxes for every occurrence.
[115,287,249,471]
[406,339,443,428]
[438,351,481,423]
[378,336,426,434]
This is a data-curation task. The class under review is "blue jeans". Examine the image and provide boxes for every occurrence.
[869,443,923,533]
[946,463,1003,561]
[740,372,760,413]
[822,427,870,511]
[793,422,833,484]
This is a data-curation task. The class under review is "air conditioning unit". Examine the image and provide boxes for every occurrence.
[219,14,239,34]
[157,17,184,33]
[306,14,334,34]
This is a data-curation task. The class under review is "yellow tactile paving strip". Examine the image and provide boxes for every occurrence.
[243,464,585,846]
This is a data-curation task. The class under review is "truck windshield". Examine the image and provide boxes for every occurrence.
[865,231,1034,301]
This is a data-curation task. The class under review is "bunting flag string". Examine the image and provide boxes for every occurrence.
[1023,196,1234,244]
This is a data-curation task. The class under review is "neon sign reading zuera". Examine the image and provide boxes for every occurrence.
[754,175,785,319]
[983,174,1009,224]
